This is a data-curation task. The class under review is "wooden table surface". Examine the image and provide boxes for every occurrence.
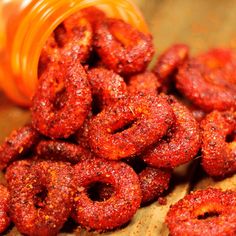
[1,0,236,235]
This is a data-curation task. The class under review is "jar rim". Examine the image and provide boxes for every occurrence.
[11,0,149,99]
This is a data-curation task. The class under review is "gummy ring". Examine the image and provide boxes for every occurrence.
[124,157,171,205]
[176,48,236,111]
[79,7,106,26]
[127,71,160,96]
[166,188,236,236]
[72,158,141,230]
[93,18,154,75]
[6,160,75,236]
[139,167,171,205]
[143,95,201,169]
[87,67,128,111]
[0,184,10,234]
[88,94,175,160]
[31,61,91,138]
[76,67,128,148]
[36,140,92,164]
[201,110,236,177]
[38,35,61,77]
[54,12,93,63]
[38,11,93,77]
[153,44,189,82]
[76,166,171,205]
[0,124,39,170]
[175,96,207,122]
[74,112,93,150]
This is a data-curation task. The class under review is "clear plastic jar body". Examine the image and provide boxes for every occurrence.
[0,0,148,106]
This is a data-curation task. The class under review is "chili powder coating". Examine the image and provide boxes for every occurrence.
[166,188,236,236]
[31,61,92,139]
[0,184,10,234]
[39,11,94,76]
[143,96,201,169]
[93,18,154,75]
[139,167,171,205]
[6,160,75,236]
[76,67,128,148]
[176,48,236,112]
[88,94,175,160]
[36,140,93,164]
[152,44,189,82]
[54,13,93,63]
[74,112,93,150]
[201,111,236,177]
[38,35,61,77]
[72,158,141,231]
[127,72,161,96]
[79,6,106,26]
[124,157,171,205]
[87,67,128,109]
[179,99,207,122]
[38,6,106,77]
[0,124,40,170]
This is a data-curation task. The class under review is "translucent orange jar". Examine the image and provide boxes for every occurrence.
[0,0,148,106]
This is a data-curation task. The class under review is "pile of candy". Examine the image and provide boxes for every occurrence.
[0,6,235,236]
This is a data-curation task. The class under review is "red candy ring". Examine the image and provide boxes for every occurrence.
[143,96,201,168]
[6,160,75,236]
[36,140,92,164]
[79,7,106,26]
[53,12,93,63]
[93,18,154,75]
[166,188,236,236]
[88,94,175,160]
[82,161,171,206]
[124,157,171,205]
[0,124,39,170]
[0,184,10,234]
[139,167,171,205]
[176,48,236,112]
[127,72,160,96]
[38,35,60,77]
[87,67,128,110]
[72,158,141,231]
[201,110,236,177]
[38,10,94,77]
[76,67,128,148]
[153,44,189,82]
[32,61,91,138]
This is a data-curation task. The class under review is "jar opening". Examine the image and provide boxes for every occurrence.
[11,0,148,100]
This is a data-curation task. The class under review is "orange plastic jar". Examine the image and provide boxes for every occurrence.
[0,0,148,107]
